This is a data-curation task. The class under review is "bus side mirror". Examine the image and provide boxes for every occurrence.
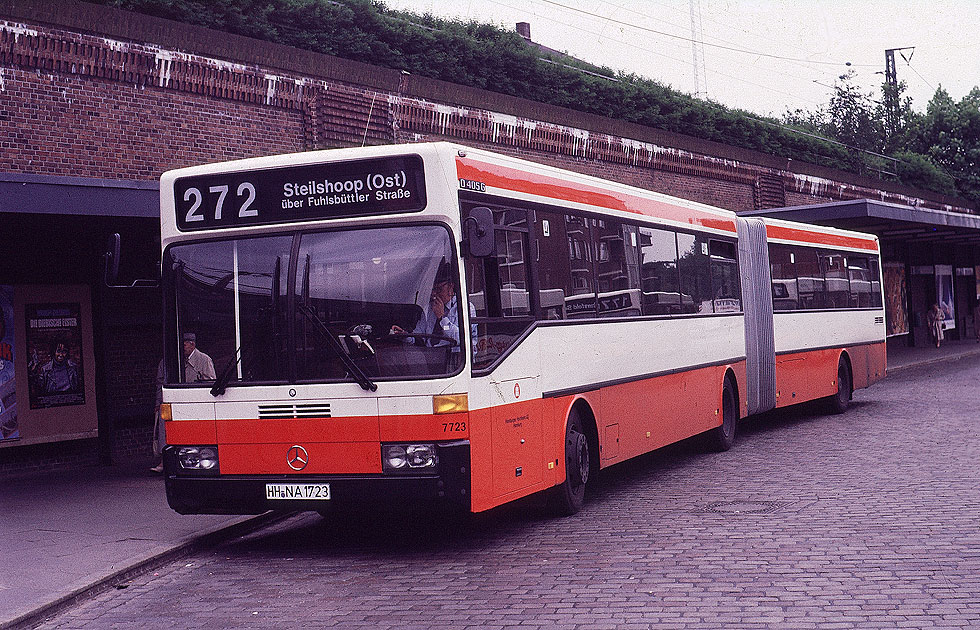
[104,233,121,286]
[465,207,495,258]
[103,232,159,288]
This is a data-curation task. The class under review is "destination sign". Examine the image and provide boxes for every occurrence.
[174,154,426,231]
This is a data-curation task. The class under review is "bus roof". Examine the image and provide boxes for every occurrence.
[160,142,880,252]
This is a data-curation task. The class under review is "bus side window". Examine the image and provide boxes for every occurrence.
[464,204,535,371]
[640,227,680,315]
[594,221,641,318]
[848,256,873,308]
[565,214,596,318]
[535,209,571,320]
[494,228,531,317]
[821,252,849,309]
[794,247,825,309]
[677,232,712,314]
[709,239,741,313]
[769,244,798,311]
[869,256,883,308]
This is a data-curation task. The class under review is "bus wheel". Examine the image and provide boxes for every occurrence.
[704,378,737,452]
[825,356,852,414]
[551,410,590,516]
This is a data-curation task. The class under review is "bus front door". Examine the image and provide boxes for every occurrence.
[489,376,544,498]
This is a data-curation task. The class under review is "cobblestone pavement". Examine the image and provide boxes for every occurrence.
[37,357,980,629]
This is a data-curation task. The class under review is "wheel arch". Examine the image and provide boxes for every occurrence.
[837,350,854,398]
[567,397,600,473]
[723,367,740,412]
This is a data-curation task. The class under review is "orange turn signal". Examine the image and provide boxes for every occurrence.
[159,403,172,421]
[433,394,468,414]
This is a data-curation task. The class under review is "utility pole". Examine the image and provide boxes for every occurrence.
[883,47,914,137]
[689,0,707,99]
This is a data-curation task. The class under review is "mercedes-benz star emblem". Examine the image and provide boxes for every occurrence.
[286,445,309,471]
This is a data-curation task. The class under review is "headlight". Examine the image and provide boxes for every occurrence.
[177,446,219,470]
[384,445,408,470]
[382,443,438,473]
[406,444,437,468]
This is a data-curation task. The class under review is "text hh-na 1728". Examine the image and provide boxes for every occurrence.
[158,142,885,516]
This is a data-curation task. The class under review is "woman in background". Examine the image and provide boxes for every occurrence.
[927,303,945,349]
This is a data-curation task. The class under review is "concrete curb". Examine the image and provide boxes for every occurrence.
[887,347,980,375]
[2,511,294,630]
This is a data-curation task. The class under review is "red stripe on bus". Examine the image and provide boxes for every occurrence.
[220,442,382,475]
[456,158,737,233]
[766,224,878,252]
[381,412,470,441]
[216,416,379,444]
[165,419,216,445]
[775,348,839,405]
[775,342,886,406]
[209,413,471,444]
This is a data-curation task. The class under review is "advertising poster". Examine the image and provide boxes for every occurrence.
[26,303,86,409]
[882,262,909,337]
[0,286,17,440]
[935,265,955,329]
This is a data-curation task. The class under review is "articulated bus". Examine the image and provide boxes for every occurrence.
[159,142,886,516]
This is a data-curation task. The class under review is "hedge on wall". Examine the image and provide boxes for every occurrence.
[82,0,949,199]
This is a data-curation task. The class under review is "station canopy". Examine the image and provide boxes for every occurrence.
[742,199,980,247]
[0,173,158,218]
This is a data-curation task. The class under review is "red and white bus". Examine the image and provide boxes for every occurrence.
[158,142,886,516]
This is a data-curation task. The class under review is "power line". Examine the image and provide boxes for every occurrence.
[596,0,847,95]
[904,61,936,91]
[534,0,878,68]
[604,0,846,80]
[486,0,826,109]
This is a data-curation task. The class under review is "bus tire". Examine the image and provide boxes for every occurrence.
[704,377,737,452]
[550,409,591,516]
[824,355,852,414]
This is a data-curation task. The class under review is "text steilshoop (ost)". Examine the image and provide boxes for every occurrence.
[174,155,426,231]
[280,170,413,209]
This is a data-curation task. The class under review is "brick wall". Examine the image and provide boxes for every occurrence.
[112,425,154,461]
[1,1,972,213]
[0,63,307,179]
[0,437,99,477]
[103,323,159,425]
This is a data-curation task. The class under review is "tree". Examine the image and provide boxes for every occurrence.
[824,71,885,154]
[912,87,980,204]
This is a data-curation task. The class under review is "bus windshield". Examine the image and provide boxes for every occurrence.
[165,225,464,387]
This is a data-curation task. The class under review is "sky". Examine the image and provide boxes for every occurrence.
[381,0,980,119]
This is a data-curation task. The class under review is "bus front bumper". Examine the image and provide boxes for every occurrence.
[162,441,471,515]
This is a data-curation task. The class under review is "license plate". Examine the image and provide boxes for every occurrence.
[265,483,331,500]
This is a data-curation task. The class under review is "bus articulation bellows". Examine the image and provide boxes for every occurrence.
[158,142,886,516]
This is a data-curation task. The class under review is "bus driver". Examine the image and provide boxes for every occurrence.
[390,262,461,348]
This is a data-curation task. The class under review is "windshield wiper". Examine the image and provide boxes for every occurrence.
[297,303,378,392]
[210,348,242,397]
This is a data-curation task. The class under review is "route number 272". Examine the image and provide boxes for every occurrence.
[183,182,258,223]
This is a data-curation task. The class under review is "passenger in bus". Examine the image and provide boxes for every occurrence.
[390,263,462,348]
[182,333,216,382]
[927,303,945,349]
